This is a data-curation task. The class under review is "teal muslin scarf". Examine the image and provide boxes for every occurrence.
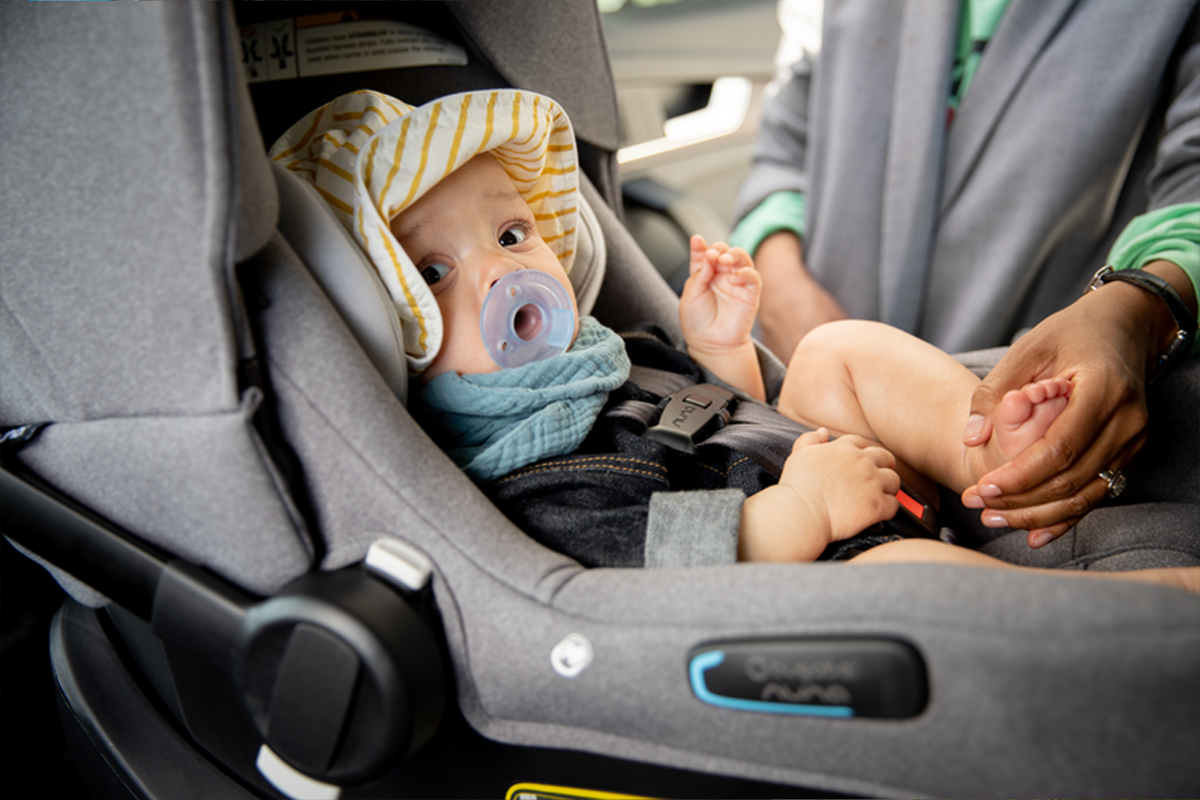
[409,316,631,481]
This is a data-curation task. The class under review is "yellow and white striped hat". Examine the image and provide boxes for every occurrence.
[269,89,579,374]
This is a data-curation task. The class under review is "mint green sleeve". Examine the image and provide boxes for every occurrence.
[1107,203,1200,358]
[728,191,807,256]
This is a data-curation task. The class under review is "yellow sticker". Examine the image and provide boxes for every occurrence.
[505,783,654,800]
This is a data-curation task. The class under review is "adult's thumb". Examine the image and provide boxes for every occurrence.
[963,381,1002,446]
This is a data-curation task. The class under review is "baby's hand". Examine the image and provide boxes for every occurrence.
[679,235,761,356]
[778,429,901,544]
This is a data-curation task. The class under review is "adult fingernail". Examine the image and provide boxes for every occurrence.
[963,413,986,441]
[962,493,985,509]
[1030,531,1054,549]
[977,484,1002,498]
[982,512,1007,528]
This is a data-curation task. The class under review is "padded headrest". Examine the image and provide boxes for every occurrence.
[236,1,619,153]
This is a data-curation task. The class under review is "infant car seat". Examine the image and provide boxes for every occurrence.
[2,3,1198,798]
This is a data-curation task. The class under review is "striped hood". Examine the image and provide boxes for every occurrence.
[269,90,579,375]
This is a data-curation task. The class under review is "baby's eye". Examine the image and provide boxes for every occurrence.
[499,225,528,247]
[420,261,452,286]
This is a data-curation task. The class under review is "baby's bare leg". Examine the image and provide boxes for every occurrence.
[780,321,1074,494]
[779,321,981,492]
[848,538,1200,596]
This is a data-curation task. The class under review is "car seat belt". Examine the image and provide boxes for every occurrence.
[607,366,939,538]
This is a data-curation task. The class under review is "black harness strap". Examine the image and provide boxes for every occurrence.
[613,365,811,478]
[608,365,939,539]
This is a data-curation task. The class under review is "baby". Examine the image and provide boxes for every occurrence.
[272,89,1197,594]
[393,152,1068,560]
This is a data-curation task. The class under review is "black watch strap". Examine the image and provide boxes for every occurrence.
[1087,265,1198,383]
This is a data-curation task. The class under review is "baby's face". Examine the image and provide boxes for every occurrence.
[391,154,579,381]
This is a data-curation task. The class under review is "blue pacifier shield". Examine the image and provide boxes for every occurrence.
[480,270,576,368]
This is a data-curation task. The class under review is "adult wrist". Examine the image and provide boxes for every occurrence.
[729,191,807,256]
[754,232,810,287]
[1086,263,1197,382]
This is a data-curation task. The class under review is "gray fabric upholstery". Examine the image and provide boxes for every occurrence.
[496,563,1198,798]
[953,346,1011,379]
[585,177,685,340]
[1,3,310,598]
[246,231,576,584]
[18,391,314,596]
[446,0,621,153]
[273,163,411,402]
[242,1,623,209]
[0,2,276,426]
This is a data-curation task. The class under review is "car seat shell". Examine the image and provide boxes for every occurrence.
[2,2,1198,798]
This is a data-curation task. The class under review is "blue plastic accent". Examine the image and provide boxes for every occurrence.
[689,650,855,719]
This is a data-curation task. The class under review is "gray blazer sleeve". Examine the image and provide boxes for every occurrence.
[1148,13,1200,210]
[732,53,816,223]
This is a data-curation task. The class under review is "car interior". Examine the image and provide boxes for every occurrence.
[2,2,1198,799]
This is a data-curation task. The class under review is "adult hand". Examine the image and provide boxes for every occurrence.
[754,231,847,362]
[962,261,1194,547]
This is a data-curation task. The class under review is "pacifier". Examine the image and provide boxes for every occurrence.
[480,270,576,368]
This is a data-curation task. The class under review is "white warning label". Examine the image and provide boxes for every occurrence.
[240,18,468,84]
[240,19,298,83]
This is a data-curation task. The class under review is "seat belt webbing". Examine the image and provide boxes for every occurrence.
[615,365,813,477]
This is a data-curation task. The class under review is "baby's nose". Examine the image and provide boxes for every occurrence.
[483,256,523,290]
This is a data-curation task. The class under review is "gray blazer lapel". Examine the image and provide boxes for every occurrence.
[940,0,1082,212]
[879,0,959,332]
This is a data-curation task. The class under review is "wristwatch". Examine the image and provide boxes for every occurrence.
[1087,265,1198,383]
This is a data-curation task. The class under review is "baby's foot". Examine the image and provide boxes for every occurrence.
[972,378,1072,479]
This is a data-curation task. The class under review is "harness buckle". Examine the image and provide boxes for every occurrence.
[644,383,737,454]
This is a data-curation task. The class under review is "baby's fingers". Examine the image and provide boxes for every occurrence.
[833,436,898,476]
[687,235,715,281]
[867,445,897,471]
[733,266,762,290]
[880,464,902,496]
[794,428,831,450]
[833,433,890,456]
[721,246,753,269]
